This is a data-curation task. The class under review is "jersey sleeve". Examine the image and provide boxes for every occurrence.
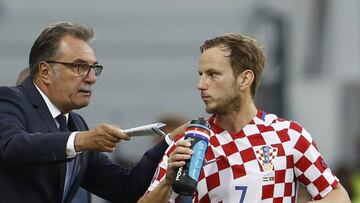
[290,121,339,200]
[145,136,187,203]
[146,144,173,193]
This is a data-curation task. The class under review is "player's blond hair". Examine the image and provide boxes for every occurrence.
[200,33,266,97]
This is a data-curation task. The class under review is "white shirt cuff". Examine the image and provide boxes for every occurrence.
[165,133,174,145]
[66,132,79,158]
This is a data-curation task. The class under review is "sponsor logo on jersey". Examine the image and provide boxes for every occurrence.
[262,171,275,183]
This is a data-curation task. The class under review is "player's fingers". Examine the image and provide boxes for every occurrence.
[173,145,193,157]
[176,139,191,148]
[171,153,191,162]
[168,160,186,169]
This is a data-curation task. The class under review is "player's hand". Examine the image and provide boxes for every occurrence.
[74,124,130,152]
[164,139,193,184]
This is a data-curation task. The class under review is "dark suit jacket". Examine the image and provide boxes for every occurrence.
[0,77,168,203]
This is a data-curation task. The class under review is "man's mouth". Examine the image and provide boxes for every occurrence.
[201,93,211,101]
[78,88,92,95]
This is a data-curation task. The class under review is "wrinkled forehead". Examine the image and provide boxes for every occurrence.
[56,35,97,63]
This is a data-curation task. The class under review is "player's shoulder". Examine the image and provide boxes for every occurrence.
[262,112,304,132]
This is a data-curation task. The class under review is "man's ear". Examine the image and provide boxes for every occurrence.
[237,69,254,90]
[38,61,52,85]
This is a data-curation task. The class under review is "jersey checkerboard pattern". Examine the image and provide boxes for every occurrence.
[146,110,339,203]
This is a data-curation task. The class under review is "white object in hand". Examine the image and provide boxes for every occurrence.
[123,123,166,137]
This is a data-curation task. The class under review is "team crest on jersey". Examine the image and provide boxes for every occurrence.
[254,145,278,172]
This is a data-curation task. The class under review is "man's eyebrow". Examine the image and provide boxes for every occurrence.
[205,68,220,73]
[73,59,99,64]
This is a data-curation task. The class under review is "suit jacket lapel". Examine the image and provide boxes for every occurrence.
[21,77,58,132]
[21,77,67,201]
[68,113,81,132]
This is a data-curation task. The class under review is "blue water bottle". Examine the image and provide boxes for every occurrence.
[172,118,211,196]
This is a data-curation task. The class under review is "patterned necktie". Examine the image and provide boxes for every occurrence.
[56,114,75,202]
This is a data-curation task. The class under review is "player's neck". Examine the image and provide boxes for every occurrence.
[214,100,257,134]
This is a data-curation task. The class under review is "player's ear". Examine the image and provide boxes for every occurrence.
[237,69,254,90]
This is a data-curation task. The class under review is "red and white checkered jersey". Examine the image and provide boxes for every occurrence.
[146,110,339,203]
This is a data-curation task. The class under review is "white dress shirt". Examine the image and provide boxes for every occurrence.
[34,84,78,158]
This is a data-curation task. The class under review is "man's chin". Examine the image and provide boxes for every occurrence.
[205,106,215,114]
[206,105,229,115]
[73,102,90,110]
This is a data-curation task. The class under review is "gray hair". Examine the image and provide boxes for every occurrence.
[29,21,94,77]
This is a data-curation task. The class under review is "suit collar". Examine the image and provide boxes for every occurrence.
[21,77,58,131]
[21,77,43,108]
[33,83,64,120]
[68,113,81,131]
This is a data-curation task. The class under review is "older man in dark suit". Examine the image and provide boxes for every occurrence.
[0,21,177,203]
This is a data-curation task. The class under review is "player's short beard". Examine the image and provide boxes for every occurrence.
[205,82,241,115]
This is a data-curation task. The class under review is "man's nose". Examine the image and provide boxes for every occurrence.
[197,75,208,90]
[84,68,97,84]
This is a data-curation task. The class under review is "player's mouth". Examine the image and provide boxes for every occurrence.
[201,93,212,101]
